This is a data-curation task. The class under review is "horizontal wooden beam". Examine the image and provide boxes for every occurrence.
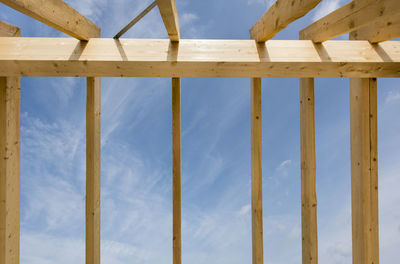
[0,0,100,40]
[300,0,400,42]
[250,0,321,42]
[156,0,180,41]
[350,12,400,43]
[0,38,399,77]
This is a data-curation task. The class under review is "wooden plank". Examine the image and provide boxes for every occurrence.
[0,0,100,40]
[350,78,379,264]
[300,78,318,264]
[0,20,20,37]
[86,77,101,264]
[0,38,399,77]
[0,21,20,264]
[251,78,263,264]
[350,13,400,43]
[156,0,180,41]
[250,0,321,42]
[300,0,400,42]
[350,31,379,264]
[172,77,181,264]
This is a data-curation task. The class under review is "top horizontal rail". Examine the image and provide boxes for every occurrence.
[0,38,398,78]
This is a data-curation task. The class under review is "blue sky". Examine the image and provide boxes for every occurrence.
[1,0,399,263]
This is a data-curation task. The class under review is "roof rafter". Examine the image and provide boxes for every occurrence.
[0,0,100,39]
[350,12,400,43]
[0,20,20,36]
[156,0,180,41]
[0,37,398,78]
[250,0,321,42]
[300,0,400,42]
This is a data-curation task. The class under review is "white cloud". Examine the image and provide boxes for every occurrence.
[385,90,400,104]
[312,0,342,22]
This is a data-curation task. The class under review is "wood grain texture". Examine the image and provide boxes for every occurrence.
[157,0,180,41]
[0,0,99,40]
[250,0,321,42]
[350,13,400,43]
[86,77,101,264]
[251,78,263,264]
[300,78,318,264]
[0,20,20,37]
[350,78,379,264]
[300,0,400,42]
[0,21,20,264]
[0,38,399,77]
[172,77,181,264]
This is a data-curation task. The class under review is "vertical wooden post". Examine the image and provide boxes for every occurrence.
[0,20,20,264]
[86,77,101,264]
[251,78,263,264]
[172,77,181,264]
[300,78,318,264]
[350,78,379,264]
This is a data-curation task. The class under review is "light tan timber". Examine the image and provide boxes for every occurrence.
[250,0,321,42]
[0,21,20,264]
[350,31,379,264]
[86,77,101,264]
[0,38,399,77]
[0,0,100,40]
[300,78,318,264]
[172,77,181,264]
[0,20,20,37]
[251,78,263,264]
[156,0,180,41]
[300,0,400,42]
[350,13,400,43]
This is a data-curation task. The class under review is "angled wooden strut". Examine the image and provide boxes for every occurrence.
[0,38,399,78]
[114,1,157,39]
[0,20,20,264]
[157,0,180,41]
[250,0,321,42]
[0,0,99,40]
[300,0,400,42]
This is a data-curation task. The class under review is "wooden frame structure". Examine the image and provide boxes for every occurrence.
[0,0,398,263]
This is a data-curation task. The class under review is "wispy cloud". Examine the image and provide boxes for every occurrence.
[312,0,343,22]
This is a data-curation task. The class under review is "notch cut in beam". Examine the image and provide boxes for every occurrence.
[172,77,181,264]
[0,20,20,264]
[300,0,400,42]
[250,0,321,42]
[251,78,263,264]
[114,1,157,39]
[156,0,180,41]
[0,0,100,40]
[300,78,318,264]
[0,38,399,77]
